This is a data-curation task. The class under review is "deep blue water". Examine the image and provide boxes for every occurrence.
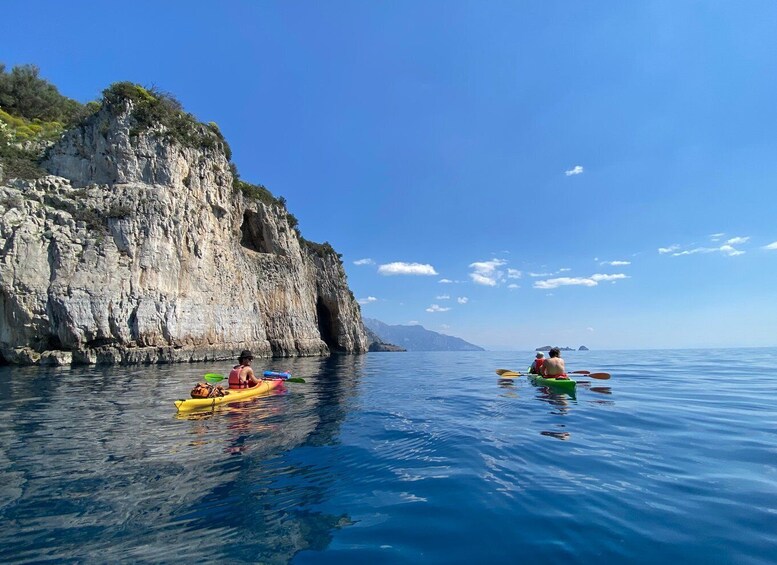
[1,348,776,564]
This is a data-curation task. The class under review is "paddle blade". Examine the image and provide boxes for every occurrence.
[495,369,513,376]
[286,377,306,383]
[204,373,225,383]
[569,370,591,375]
[498,371,521,378]
[589,372,611,380]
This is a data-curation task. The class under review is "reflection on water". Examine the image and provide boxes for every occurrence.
[533,386,579,440]
[2,349,777,563]
[0,355,366,563]
[540,430,571,441]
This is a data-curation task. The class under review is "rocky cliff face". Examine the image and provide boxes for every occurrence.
[0,95,367,365]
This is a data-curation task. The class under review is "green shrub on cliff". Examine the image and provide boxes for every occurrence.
[0,64,83,124]
[102,82,233,160]
[301,239,343,263]
[0,65,317,248]
[0,64,90,181]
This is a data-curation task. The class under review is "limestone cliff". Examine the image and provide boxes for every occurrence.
[0,87,368,365]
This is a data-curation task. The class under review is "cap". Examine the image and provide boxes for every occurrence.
[239,349,254,361]
[536,352,544,358]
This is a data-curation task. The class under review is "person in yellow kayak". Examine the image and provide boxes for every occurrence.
[228,350,262,389]
[541,347,569,379]
[529,352,545,374]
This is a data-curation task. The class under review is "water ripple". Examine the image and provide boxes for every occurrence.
[1,349,776,563]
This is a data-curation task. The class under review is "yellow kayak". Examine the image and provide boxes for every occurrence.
[174,378,283,412]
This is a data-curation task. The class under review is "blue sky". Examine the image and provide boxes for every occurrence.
[3,1,776,350]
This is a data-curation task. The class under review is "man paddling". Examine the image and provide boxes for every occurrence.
[228,350,262,389]
[540,347,569,379]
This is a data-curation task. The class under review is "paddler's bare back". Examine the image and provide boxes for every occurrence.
[541,347,568,378]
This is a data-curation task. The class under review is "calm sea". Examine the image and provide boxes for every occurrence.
[1,348,775,564]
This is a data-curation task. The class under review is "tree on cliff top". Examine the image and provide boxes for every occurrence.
[0,64,83,124]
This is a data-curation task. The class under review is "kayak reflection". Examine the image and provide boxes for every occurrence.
[534,386,575,439]
[540,430,571,441]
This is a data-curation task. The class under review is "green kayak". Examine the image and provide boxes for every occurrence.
[526,368,577,390]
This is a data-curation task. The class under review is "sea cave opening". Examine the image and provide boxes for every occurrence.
[316,298,341,352]
[240,210,271,253]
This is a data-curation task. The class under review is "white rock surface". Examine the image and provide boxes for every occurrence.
[0,101,367,365]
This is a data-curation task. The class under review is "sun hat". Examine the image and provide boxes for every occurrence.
[536,352,544,358]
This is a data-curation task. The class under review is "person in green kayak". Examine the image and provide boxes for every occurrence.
[228,350,262,389]
[540,347,569,379]
[529,352,545,374]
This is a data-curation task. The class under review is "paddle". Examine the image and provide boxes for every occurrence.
[586,373,610,380]
[204,373,226,384]
[494,369,610,380]
[203,372,306,384]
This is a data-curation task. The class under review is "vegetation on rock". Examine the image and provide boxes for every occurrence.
[0,64,89,182]
[0,63,336,259]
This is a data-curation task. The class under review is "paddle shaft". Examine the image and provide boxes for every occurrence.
[495,368,610,380]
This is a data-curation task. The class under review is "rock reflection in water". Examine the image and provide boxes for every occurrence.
[0,355,366,563]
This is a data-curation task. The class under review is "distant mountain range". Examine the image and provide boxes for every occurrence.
[364,325,406,352]
[363,318,485,352]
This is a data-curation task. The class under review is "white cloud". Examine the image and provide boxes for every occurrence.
[590,273,629,282]
[440,324,450,331]
[357,296,378,305]
[534,277,598,289]
[565,165,584,176]
[353,258,374,266]
[407,320,420,325]
[426,304,451,313]
[586,327,595,332]
[533,273,630,289]
[600,260,631,266]
[557,267,571,272]
[436,295,450,300]
[529,272,553,277]
[671,245,745,257]
[378,262,438,276]
[763,241,777,250]
[438,278,454,284]
[508,284,520,290]
[718,245,745,256]
[661,236,750,257]
[457,297,468,304]
[469,259,507,286]
[710,232,726,242]
[507,268,522,279]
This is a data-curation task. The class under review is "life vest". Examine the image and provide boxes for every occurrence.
[531,358,544,374]
[228,365,249,389]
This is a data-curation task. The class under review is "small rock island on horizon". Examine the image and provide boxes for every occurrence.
[536,345,589,352]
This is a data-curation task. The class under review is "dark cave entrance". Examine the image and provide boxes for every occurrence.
[316,298,341,351]
[240,210,271,253]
